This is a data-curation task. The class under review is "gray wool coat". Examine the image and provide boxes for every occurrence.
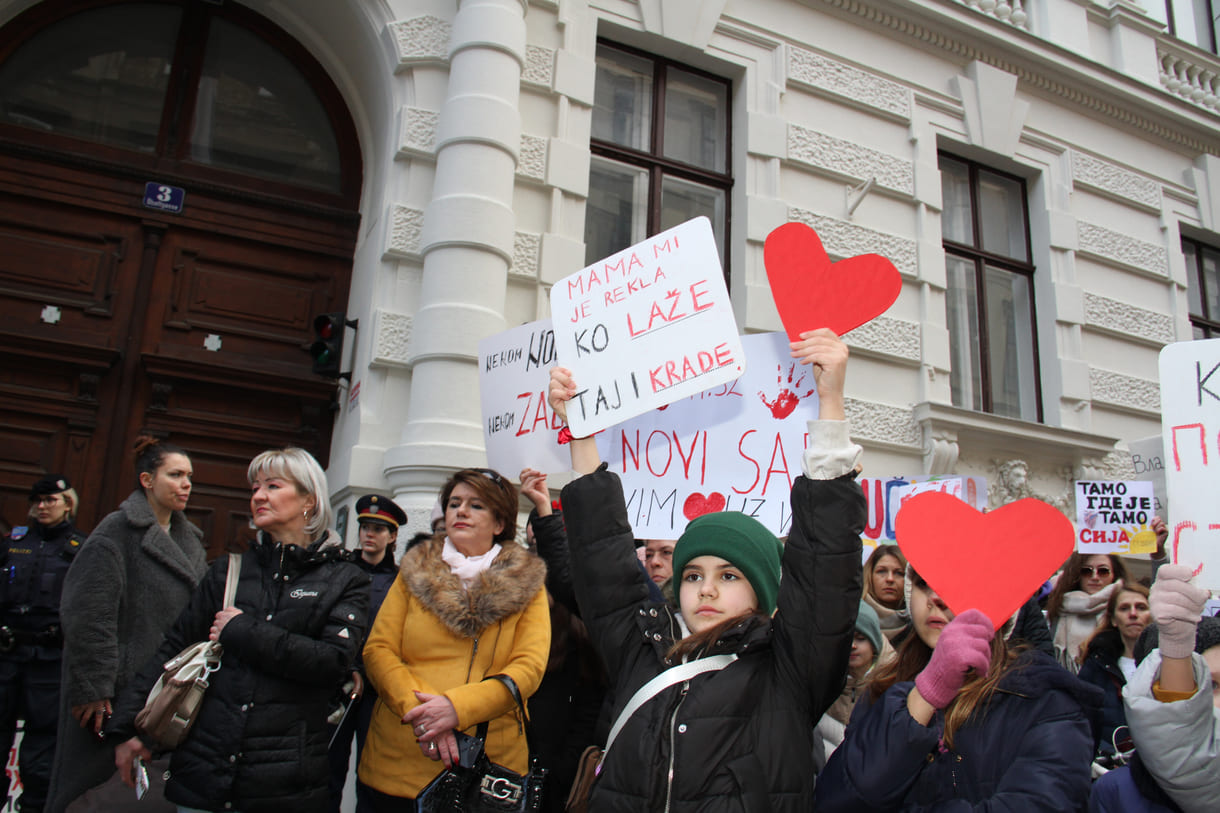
[46,490,207,813]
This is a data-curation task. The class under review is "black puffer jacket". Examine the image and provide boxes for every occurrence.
[560,465,865,813]
[110,532,369,812]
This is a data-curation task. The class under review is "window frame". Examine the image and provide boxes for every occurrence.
[940,151,1043,422]
[1182,234,1220,338]
[587,38,733,283]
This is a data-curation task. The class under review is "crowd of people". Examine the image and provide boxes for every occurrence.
[0,330,1215,813]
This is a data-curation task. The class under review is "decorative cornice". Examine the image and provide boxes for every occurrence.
[787,207,918,278]
[1089,367,1161,414]
[787,125,914,196]
[1076,221,1169,277]
[1071,152,1161,210]
[786,46,910,119]
[1083,292,1175,345]
[814,0,1220,154]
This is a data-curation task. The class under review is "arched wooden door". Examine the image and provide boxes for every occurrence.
[0,1,362,557]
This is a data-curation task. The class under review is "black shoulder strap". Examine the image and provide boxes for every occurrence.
[480,673,535,754]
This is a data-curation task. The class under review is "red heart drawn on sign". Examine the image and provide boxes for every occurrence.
[894,493,1074,630]
[683,492,727,520]
[763,222,902,340]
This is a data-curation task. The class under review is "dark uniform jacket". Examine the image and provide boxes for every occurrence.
[560,465,865,813]
[109,531,369,813]
[1,519,85,656]
[815,650,1103,812]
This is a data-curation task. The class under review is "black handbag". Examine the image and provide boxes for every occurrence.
[416,674,547,813]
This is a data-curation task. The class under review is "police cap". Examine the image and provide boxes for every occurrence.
[30,474,72,501]
[356,494,406,531]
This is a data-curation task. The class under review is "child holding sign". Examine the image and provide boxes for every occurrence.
[549,328,865,812]
[815,566,1101,810]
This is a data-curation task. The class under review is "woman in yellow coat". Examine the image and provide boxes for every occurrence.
[358,468,550,809]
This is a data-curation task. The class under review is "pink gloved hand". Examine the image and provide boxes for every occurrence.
[914,609,995,709]
[1150,564,1208,660]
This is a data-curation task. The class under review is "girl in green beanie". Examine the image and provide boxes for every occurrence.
[550,328,866,813]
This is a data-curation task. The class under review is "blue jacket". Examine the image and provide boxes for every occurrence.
[1089,758,1181,813]
[815,650,1102,812]
[1077,628,1130,756]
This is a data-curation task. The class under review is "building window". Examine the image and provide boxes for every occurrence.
[1147,2,1219,53]
[1182,236,1220,338]
[585,42,732,278]
[940,153,1041,421]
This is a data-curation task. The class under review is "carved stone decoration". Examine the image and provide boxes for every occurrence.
[953,61,1029,158]
[372,310,413,369]
[386,205,425,260]
[922,424,960,475]
[388,16,451,68]
[517,134,547,182]
[786,47,910,119]
[1086,450,1137,482]
[511,231,541,280]
[788,126,914,196]
[843,315,920,361]
[845,398,921,447]
[398,108,438,157]
[639,0,728,50]
[522,45,555,88]
[1083,292,1174,345]
[1071,152,1161,210]
[1089,367,1162,414]
[989,458,1071,512]
[1077,221,1169,277]
[787,208,918,278]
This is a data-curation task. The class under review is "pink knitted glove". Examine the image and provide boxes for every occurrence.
[914,609,995,709]
[1150,565,1208,660]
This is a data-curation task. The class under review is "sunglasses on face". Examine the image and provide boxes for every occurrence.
[1080,565,1112,577]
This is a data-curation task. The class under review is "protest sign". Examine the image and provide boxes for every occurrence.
[861,476,988,543]
[1074,481,1157,555]
[478,319,568,475]
[763,222,902,340]
[595,332,812,538]
[1128,434,1168,517]
[897,493,1075,629]
[1159,339,1220,589]
[550,217,745,437]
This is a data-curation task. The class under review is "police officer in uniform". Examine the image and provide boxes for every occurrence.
[329,494,406,812]
[1,475,87,812]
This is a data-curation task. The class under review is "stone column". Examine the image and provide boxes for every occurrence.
[383,0,527,514]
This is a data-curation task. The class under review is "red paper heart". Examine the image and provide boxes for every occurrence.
[683,492,727,520]
[895,493,1074,630]
[763,222,902,340]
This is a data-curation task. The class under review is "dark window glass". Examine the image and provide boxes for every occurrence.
[1183,235,1220,339]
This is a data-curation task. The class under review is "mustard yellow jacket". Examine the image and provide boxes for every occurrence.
[358,536,550,798]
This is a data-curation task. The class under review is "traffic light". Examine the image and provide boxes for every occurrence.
[310,313,350,379]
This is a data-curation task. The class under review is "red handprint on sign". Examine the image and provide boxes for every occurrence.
[758,363,815,419]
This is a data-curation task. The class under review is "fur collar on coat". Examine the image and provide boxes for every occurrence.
[401,535,545,639]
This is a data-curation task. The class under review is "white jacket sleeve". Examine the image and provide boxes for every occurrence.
[1123,650,1220,813]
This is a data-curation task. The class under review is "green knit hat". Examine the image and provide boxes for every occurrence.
[672,512,784,615]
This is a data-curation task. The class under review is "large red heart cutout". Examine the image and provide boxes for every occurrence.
[683,492,726,520]
[894,493,1074,630]
[764,222,902,340]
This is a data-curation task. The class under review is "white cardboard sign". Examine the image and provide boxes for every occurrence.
[550,217,745,437]
[1074,480,1157,555]
[1159,339,1220,589]
[478,319,569,475]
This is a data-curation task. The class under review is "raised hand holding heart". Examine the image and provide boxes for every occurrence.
[763,222,902,341]
[894,492,1075,630]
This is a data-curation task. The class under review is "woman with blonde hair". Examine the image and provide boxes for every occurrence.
[357,467,549,810]
[108,447,369,812]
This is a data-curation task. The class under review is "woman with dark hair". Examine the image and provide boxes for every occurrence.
[815,566,1101,811]
[1047,552,1129,672]
[48,437,206,812]
[548,329,865,812]
[862,544,907,640]
[357,467,549,810]
[1078,582,1152,757]
[108,447,369,812]
[1,475,87,812]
